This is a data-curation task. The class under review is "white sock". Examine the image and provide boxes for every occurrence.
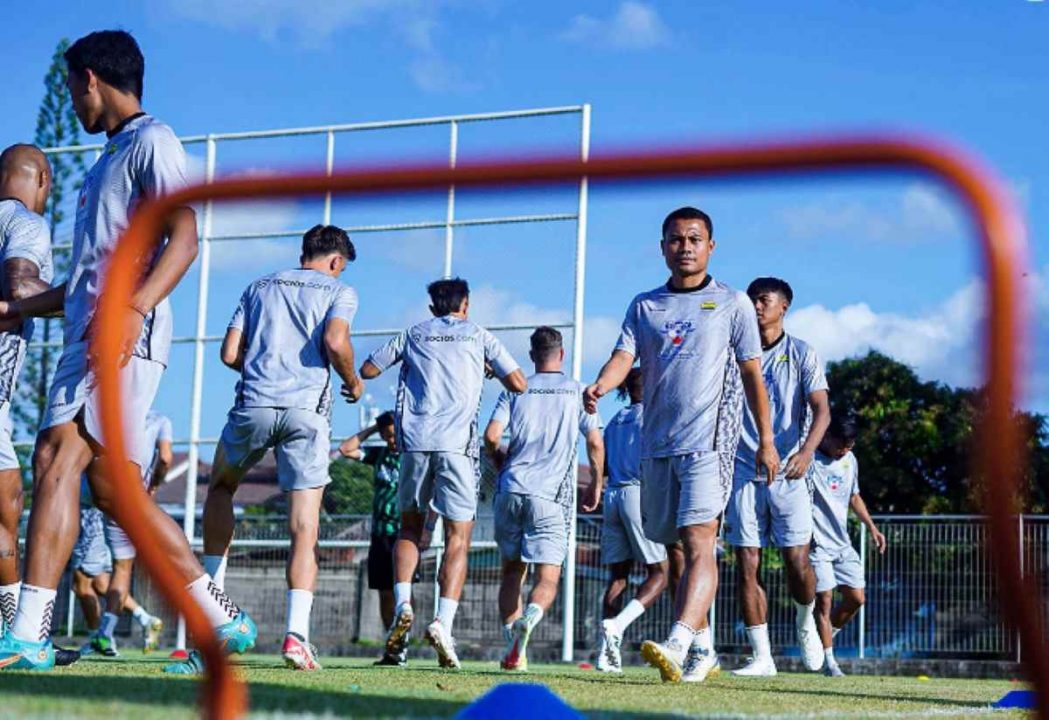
[436,597,458,632]
[523,602,544,630]
[503,623,513,644]
[100,612,119,639]
[825,646,837,665]
[692,625,713,653]
[286,589,313,642]
[394,582,412,609]
[10,584,57,642]
[131,605,152,628]
[612,599,645,634]
[745,623,772,660]
[202,555,228,591]
[668,621,695,650]
[795,599,816,626]
[0,581,20,626]
[832,626,841,638]
[186,575,240,627]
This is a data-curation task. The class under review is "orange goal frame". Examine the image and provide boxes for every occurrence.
[93,134,1040,720]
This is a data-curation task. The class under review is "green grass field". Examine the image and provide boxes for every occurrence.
[0,651,1029,719]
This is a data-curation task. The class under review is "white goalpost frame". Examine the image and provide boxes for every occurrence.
[39,105,592,658]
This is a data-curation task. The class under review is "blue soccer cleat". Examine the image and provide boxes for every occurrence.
[0,632,56,671]
[217,611,256,655]
[163,649,204,675]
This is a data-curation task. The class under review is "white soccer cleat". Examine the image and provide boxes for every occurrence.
[425,618,461,669]
[732,655,777,677]
[281,632,321,671]
[600,619,623,673]
[595,631,609,672]
[384,603,414,659]
[796,611,826,672]
[681,646,721,683]
[640,637,687,683]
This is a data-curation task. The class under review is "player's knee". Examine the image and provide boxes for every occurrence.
[848,588,866,608]
[815,591,833,615]
[737,547,761,577]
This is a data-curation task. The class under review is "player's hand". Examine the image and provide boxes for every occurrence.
[113,306,146,368]
[341,377,365,403]
[580,482,602,513]
[484,361,496,380]
[871,527,887,554]
[583,382,606,414]
[756,441,780,485]
[0,300,22,333]
[783,449,814,479]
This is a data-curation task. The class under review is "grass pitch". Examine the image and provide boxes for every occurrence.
[0,650,1028,719]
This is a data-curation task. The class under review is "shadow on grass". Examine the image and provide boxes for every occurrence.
[734,683,992,709]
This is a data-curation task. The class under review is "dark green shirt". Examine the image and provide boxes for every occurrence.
[363,446,401,538]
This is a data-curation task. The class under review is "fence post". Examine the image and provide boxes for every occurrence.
[1017,514,1024,664]
[859,522,867,659]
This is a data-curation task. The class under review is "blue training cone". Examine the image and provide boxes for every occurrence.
[456,683,583,720]
[993,690,1037,709]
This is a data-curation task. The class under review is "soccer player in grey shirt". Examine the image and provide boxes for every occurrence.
[0,144,53,640]
[483,327,604,672]
[809,414,885,677]
[725,277,831,676]
[198,225,363,672]
[362,278,526,669]
[0,31,253,672]
[584,206,779,683]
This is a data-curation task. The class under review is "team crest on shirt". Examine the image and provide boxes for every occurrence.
[829,475,844,492]
[663,320,694,346]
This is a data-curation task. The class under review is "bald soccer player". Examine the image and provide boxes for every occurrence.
[0,30,253,671]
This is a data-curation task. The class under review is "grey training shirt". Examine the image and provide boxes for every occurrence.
[736,332,829,478]
[229,267,359,418]
[810,450,860,554]
[491,371,601,501]
[368,315,519,456]
[0,199,54,403]
[604,404,643,488]
[615,277,762,458]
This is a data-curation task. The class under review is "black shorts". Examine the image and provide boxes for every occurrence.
[367,534,397,591]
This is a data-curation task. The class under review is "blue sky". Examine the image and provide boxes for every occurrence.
[1,0,1046,449]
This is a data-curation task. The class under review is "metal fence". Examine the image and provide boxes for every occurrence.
[54,514,1048,663]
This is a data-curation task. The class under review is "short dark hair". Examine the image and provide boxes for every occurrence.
[376,411,395,429]
[530,326,563,362]
[827,413,859,444]
[747,277,794,305]
[427,278,470,317]
[301,224,354,263]
[616,366,643,402]
[662,206,713,239]
[65,31,145,100]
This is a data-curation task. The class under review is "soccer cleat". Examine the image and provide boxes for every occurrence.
[796,610,825,672]
[0,633,55,671]
[501,605,542,672]
[217,611,257,655]
[599,619,623,673]
[681,646,721,683]
[732,655,778,677]
[143,617,164,653]
[375,632,409,666]
[163,649,205,675]
[595,632,609,672]
[823,657,845,677]
[282,632,321,671]
[384,603,414,659]
[425,618,461,670]
[90,632,119,658]
[640,638,686,683]
[53,644,81,667]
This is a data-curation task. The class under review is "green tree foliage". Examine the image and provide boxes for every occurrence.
[826,351,1049,513]
[324,459,376,516]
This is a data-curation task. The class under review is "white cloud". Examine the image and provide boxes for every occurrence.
[561,1,670,50]
[782,182,961,242]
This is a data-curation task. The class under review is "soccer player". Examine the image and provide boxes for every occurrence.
[584,206,779,683]
[810,414,886,677]
[725,277,831,676]
[483,327,603,672]
[0,30,253,671]
[597,367,677,674]
[196,224,363,672]
[336,410,408,665]
[0,143,53,638]
[362,278,526,669]
[91,409,172,655]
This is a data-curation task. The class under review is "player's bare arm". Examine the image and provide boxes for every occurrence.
[483,419,507,471]
[0,282,66,331]
[738,357,780,484]
[219,327,246,371]
[148,438,174,494]
[336,423,378,460]
[324,316,364,403]
[784,389,830,479]
[581,428,605,512]
[498,368,527,394]
[850,494,886,554]
[359,359,382,380]
[119,205,198,364]
[585,349,634,414]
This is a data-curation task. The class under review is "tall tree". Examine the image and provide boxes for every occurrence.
[11,38,86,471]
